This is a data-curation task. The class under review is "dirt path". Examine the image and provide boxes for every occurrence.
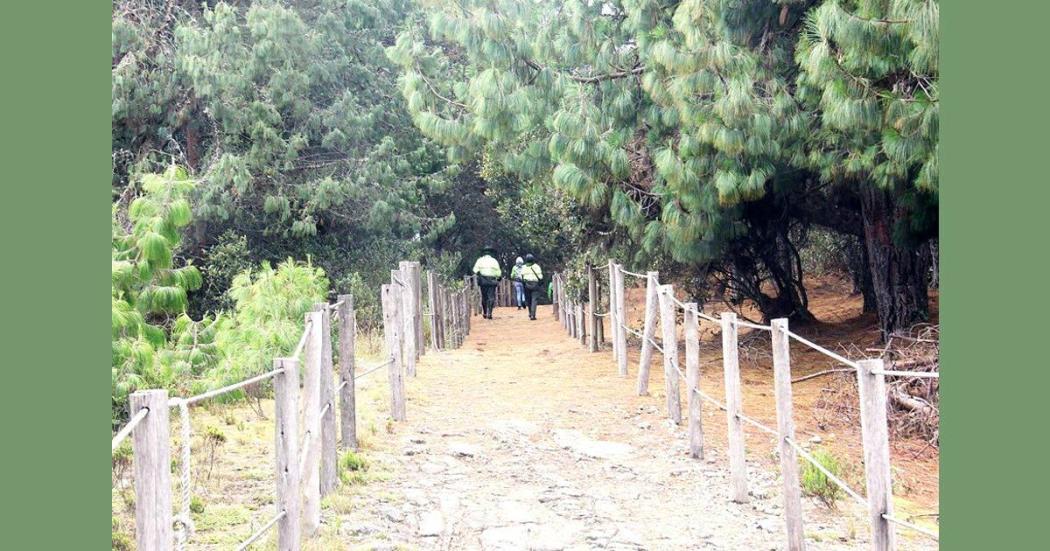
[332,306,908,550]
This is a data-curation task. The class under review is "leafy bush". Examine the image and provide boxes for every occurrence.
[800,447,846,508]
[339,451,370,485]
[112,166,204,426]
[198,259,328,396]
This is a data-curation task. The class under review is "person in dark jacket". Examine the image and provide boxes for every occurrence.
[520,253,544,320]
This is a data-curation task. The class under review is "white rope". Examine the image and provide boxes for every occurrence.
[692,388,728,412]
[299,430,313,478]
[785,437,868,507]
[356,359,393,380]
[292,319,313,359]
[882,513,940,540]
[733,319,772,331]
[391,274,407,287]
[320,401,332,418]
[594,311,610,317]
[697,311,719,323]
[176,367,284,407]
[330,300,344,310]
[173,400,194,548]
[111,408,149,452]
[872,370,940,379]
[336,379,348,392]
[235,510,287,551]
[783,328,860,369]
[737,412,779,437]
[669,295,692,310]
[619,268,648,278]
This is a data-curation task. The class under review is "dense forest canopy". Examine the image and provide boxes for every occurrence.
[111,0,937,422]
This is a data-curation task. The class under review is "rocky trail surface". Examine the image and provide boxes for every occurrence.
[334,307,891,550]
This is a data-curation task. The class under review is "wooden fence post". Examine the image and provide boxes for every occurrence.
[607,261,619,363]
[684,303,703,459]
[657,285,682,423]
[437,282,447,351]
[771,318,805,551]
[463,286,471,334]
[426,272,439,351]
[318,305,337,497]
[397,264,417,377]
[614,264,628,377]
[577,302,586,345]
[587,263,598,352]
[551,274,559,318]
[637,270,659,395]
[302,310,323,535]
[554,275,562,324]
[451,290,461,347]
[337,295,357,449]
[411,262,423,358]
[381,284,407,421]
[130,389,173,551]
[858,359,896,551]
[600,274,609,344]
[274,358,301,550]
[720,312,749,503]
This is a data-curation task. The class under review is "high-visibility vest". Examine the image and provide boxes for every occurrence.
[521,263,543,281]
[511,264,523,280]
[472,255,502,278]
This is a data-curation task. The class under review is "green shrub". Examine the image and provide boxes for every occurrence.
[339,451,370,485]
[800,447,845,508]
[190,495,205,514]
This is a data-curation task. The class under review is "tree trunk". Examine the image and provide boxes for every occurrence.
[860,186,929,337]
[846,237,878,313]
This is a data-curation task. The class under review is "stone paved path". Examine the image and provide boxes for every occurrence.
[333,306,886,550]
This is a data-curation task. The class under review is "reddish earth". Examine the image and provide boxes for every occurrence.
[616,275,940,521]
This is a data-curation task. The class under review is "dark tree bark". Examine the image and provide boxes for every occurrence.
[846,237,878,313]
[859,185,930,337]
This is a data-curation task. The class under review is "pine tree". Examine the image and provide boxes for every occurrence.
[389,0,938,332]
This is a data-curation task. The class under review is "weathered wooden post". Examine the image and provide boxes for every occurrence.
[607,261,619,363]
[317,305,337,496]
[858,358,896,551]
[614,264,628,377]
[451,290,461,347]
[397,264,417,377]
[337,295,357,449]
[552,273,559,318]
[302,310,323,535]
[273,358,301,550]
[771,318,805,551]
[576,302,586,345]
[427,272,439,352]
[637,270,659,395]
[657,285,682,423]
[684,303,703,459]
[436,282,447,351]
[410,262,423,357]
[720,312,749,503]
[130,389,173,550]
[587,263,598,352]
[381,284,407,421]
[595,276,605,346]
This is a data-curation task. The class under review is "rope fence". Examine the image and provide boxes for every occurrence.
[235,510,286,551]
[111,259,473,550]
[550,259,940,549]
[784,328,859,369]
[111,407,149,451]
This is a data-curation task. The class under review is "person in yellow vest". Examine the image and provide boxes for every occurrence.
[472,245,502,319]
[520,253,544,320]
